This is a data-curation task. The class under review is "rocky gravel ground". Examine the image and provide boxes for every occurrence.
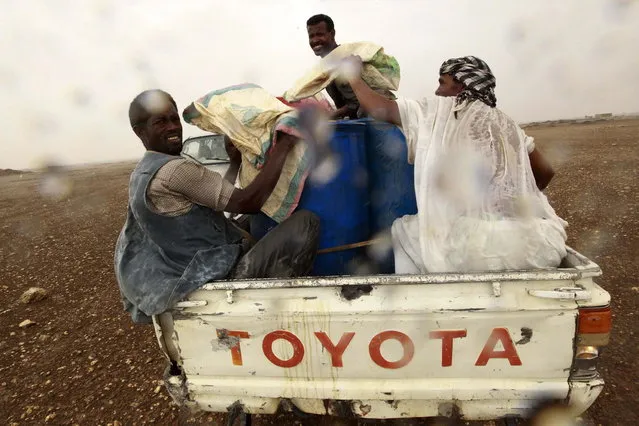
[0,119,637,425]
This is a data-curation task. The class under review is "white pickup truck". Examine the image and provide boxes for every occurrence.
[152,246,610,424]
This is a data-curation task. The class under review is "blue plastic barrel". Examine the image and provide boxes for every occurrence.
[250,121,370,276]
[361,118,418,273]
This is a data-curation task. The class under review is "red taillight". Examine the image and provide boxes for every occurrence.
[578,306,611,334]
[574,307,611,370]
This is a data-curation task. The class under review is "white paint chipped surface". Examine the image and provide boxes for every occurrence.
[154,247,609,420]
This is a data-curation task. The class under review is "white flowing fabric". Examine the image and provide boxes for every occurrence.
[392,96,568,273]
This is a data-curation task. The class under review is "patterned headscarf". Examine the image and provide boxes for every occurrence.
[439,56,497,108]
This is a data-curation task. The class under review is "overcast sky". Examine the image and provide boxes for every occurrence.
[1,0,638,169]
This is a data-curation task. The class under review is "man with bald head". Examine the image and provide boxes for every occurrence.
[115,89,319,323]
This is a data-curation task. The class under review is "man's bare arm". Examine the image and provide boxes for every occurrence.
[342,55,402,127]
[330,105,352,120]
[529,148,555,190]
[224,159,240,184]
[348,77,401,127]
[225,132,296,214]
[223,136,241,184]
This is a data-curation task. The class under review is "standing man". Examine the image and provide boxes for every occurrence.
[306,14,396,119]
[115,89,319,323]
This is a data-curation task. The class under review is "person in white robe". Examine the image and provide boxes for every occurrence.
[340,55,567,273]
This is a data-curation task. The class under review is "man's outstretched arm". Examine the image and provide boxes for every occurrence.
[343,56,402,127]
[225,132,296,214]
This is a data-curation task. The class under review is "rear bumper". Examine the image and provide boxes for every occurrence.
[166,375,604,420]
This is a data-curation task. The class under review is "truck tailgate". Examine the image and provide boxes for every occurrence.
[179,281,578,378]
[154,250,608,419]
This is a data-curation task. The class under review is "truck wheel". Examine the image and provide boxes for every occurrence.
[501,417,522,426]
[289,402,314,419]
[226,408,252,426]
[239,412,252,426]
[528,405,581,426]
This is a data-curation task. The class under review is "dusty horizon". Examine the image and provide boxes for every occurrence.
[1,0,638,169]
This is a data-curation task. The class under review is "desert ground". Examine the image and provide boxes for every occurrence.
[1,118,637,425]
